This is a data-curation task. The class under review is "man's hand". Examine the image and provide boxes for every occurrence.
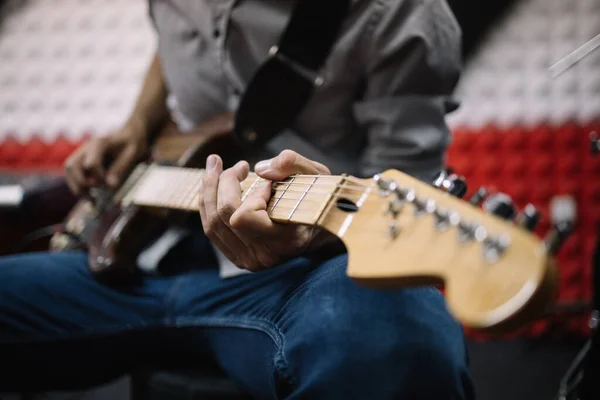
[198,150,330,272]
[64,119,149,196]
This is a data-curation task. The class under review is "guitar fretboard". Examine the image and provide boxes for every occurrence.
[121,164,345,225]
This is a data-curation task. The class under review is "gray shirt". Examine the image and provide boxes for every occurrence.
[149,0,462,179]
[139,0,463,277]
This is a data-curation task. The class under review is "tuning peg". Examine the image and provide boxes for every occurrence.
[482,192,517,221]
[432,168,454,188]
[468,187,488,207]
[544,226,573,255]
[515,204,541,232]
[446,175,468,198]
[432,168,467,198]
[544,195,576,255]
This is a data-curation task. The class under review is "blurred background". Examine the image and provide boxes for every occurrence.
[0,0,599,399]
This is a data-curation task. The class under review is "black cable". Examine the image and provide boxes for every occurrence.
[16,223,79,252]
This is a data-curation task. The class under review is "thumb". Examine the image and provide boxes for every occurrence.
[253,150,330,181]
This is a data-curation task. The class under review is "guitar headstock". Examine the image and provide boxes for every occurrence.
[319,168,562,334]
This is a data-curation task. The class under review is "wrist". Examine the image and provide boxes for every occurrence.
[124,114,151,142]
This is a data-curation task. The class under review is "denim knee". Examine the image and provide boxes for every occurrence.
[0,251,91,341]
[279,263,474,399]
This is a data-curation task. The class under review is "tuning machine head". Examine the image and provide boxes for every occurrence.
[432,167,468,199]
[482,192,517,221]
[468,187,489,207]
[432,168,453,187]
[516,204,541,232]
[543,195,577,255]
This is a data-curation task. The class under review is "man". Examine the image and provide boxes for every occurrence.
[0,0,474,398]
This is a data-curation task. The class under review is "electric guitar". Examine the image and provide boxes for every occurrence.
[50,113,561,334]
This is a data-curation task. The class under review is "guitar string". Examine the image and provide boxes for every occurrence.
[134,193,487,233]
[167,172,371,189]
[184,171,369,187]
[243,174,370,187]
[141,172,450,211]
[154,175,372,195]
[144,184,430,209]
[245,181,373,194]
[136,172,497,238]
[140,200,373,214]
[147,191,421,213]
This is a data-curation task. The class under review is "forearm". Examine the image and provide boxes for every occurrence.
[125,53,170,142]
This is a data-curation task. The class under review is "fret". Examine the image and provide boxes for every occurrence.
[180,171,201,209]
[241,176,262,201]
[181,170,203,210]
[129,166,199,211]
[265,175,343,225]
[124,165,346,225]
[164,169,183,206]
[268,176,295,213]
[186,193,199,211]
[185,178,202,210]
[315,175,348,226]
[166,170,187,206]
[184,181,200,210]
[287,176,318,221]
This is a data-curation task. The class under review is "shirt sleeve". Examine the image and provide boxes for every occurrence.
[353,0,463,181]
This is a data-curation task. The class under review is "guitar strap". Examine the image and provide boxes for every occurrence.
[233,0,352,150]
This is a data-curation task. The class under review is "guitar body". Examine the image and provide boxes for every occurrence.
[50,112,248,284]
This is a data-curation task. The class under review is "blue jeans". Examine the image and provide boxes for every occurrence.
[0,233,474,399]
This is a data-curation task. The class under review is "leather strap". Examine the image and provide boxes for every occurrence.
[278,0,352,72]
[233,0,352,148]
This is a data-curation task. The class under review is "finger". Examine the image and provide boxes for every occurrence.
[200,154,249,260]
[253,149,330,181]
[217,160,249,227]
[230,181,286,238]
[198,172,241,264]
[106,144,137,188]
[64,151,88,196]
[81,138,107,185]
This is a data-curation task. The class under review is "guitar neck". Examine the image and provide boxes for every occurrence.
[120,164,346,226]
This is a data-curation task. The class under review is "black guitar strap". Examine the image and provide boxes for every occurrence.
[233,0,352,148]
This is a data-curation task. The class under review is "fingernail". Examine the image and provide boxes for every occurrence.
[206,155,217,170]
[254,159,271,173]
